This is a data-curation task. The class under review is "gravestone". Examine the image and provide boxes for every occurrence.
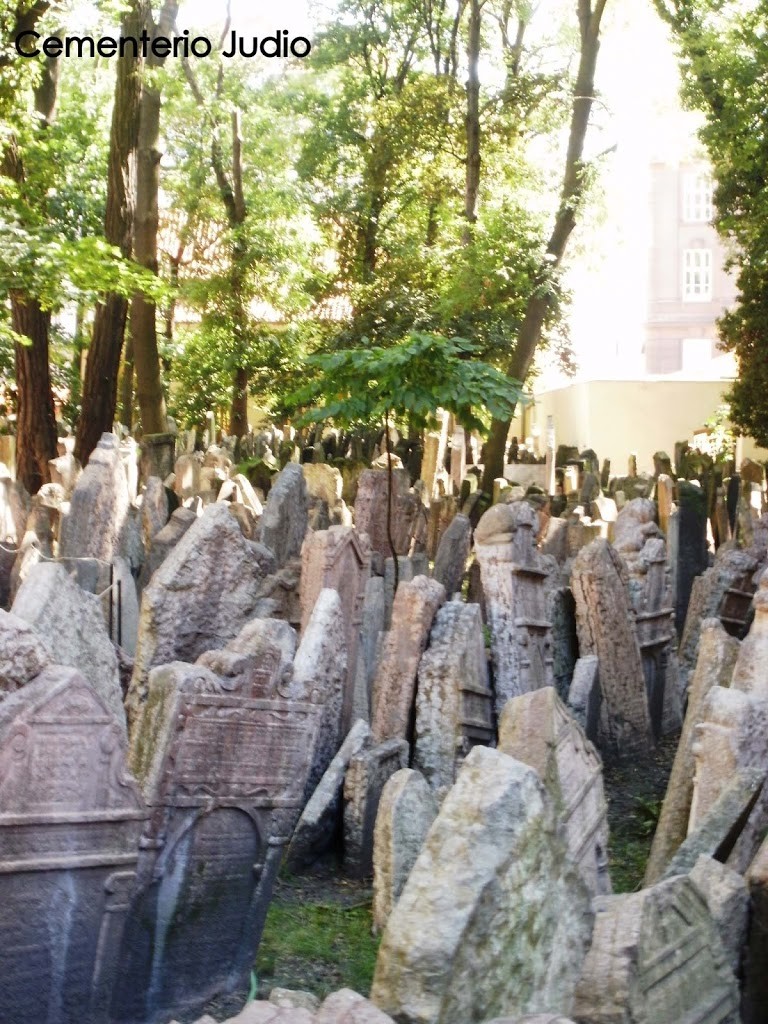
[474,502,554,715]
[689,855,748,975]
[498,687,611,897]
[675,481,709,632]
[572,876,740,1024]
[126,503,275,732]
[301,527,371,732]
[140,505,197,586]
[372,769,438,932]
[343,738,409,879]
[730,566,768,695]
[744,835,768,1024]
[371,576,445,743]
[370,747,593,1024]
[59,432,131,563]
[115,643,327,1024]
[0,666,147,1024]
[571,539,653,759]
[414,602,493,795]
[260,463,309,568]
[0,608,51,693]
[645,619,740,884]
[432,513,472,599]
[357,577,386,720]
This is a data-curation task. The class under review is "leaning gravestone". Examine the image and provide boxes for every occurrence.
[371,747,593,1024]
[260,463,309,567]
[59,432,131,563]
[114,639,328,1024]
[0,666,147,1024]
[572,876,740,1024]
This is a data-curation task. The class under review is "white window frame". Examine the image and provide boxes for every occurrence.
[683,249,712,302]
[683,172,714,223]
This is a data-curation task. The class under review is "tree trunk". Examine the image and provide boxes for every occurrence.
[76,0,147,463]
[463,0,482,243]
[131,0,177,436]
[11,295,58,493]
[481,0,608,492]
[230,365,249,437]
[119,330,135,430]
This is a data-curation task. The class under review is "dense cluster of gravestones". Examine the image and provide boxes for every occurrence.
[0,422,766,1024]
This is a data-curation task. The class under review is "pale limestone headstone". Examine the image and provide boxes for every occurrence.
[372,769,438,932]
[371,576,445,743]
[140,476,169,550]
[383,553,429,628]
[302,463,343,509]
[13,562,124,730]
[126,503,275,732]
[414,602,493,796]
[300,527,370,732]
[645,619,740,884]
[475,502,555,715]
[0,608,51,694]
[498,686,610,897]
[567,654,600,742]
[357,576,386,721]
[450,426,466,493]
[0,666,147,1024]
[261,463,309,567]
[730,566,768,696]
[689,855,748,975]
[140,505,197,586]
[572,876,739,1024]
[571,538,653,759]
[343,738,409,879]
[370,747,593,1024]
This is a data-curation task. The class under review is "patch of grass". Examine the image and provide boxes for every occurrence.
[255,899,380,999]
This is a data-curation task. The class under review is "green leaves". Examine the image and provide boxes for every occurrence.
[287,330,526,432]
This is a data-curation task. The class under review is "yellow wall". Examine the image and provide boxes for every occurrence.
[512,379,768,474]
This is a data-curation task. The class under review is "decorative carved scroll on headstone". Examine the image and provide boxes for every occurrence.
[0,666,147,1024]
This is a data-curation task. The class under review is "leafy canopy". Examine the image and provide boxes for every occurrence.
[289,331,527,430]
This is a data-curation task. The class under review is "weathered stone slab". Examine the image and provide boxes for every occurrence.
[689,855,748,975]
[645,620,740,884]
[0,666,147,1024]
[567,655,601,743]
[116,644,327,1024]
[475,502,555,714]
[343,738,409,879]
[743,835,768,1024]
[285,719,371,872]
[140,505,197,585]
[301,527,370,732]
[356,577,386,722]
[13,562,124,729]
[59,432,131,563]
[126,503,275,731]
[414,602,493,796]
[498,687,610,897]
[140,477,170,550]
[261,463,309,567]
[675,480,709,632]
[371,576,445,743]
[662,768,765,879]
[370,747,592,1024]
[0,608,51,694]
[383,553,430,628]
[572,876,739,1024]
[547,585,578,703]
[571,539,652,759]
[353,469,420,570]
[372,769,438,933]
[432,514,471,599]
[730,566,768,696]
[303,464,343,509]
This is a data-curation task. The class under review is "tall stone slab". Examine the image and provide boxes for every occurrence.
[354,469,419,570]
[372,769,438,932]
[679,548,759,688]
[571,539,653,759]
[645,619,740,884]
[370,747,593,1024]
[12,562,125,729]
[261,463,309,568]
[300,527,371,732]
[730,566,768,695]
[0,667,147,1024]
[115,644,326,1024]
[343,738,409,879]
[498,687,610,897]
[127,503,275,731]
[357,576,386,721]
[371,576,445,743]
[414,602,493,796]
[744,835,768,1024]
[432,513,472,599]
[59,432,131,563]
[572,877,740,1024]
[675,480,709,632]
[474,502,555,714]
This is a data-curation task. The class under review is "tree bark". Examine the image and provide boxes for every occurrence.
[10,295,58,493]
[119,329,135,430]
[463,0,483,243]
[131,0,178,436]
[76,0,147,463]
[481,0,608,492]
